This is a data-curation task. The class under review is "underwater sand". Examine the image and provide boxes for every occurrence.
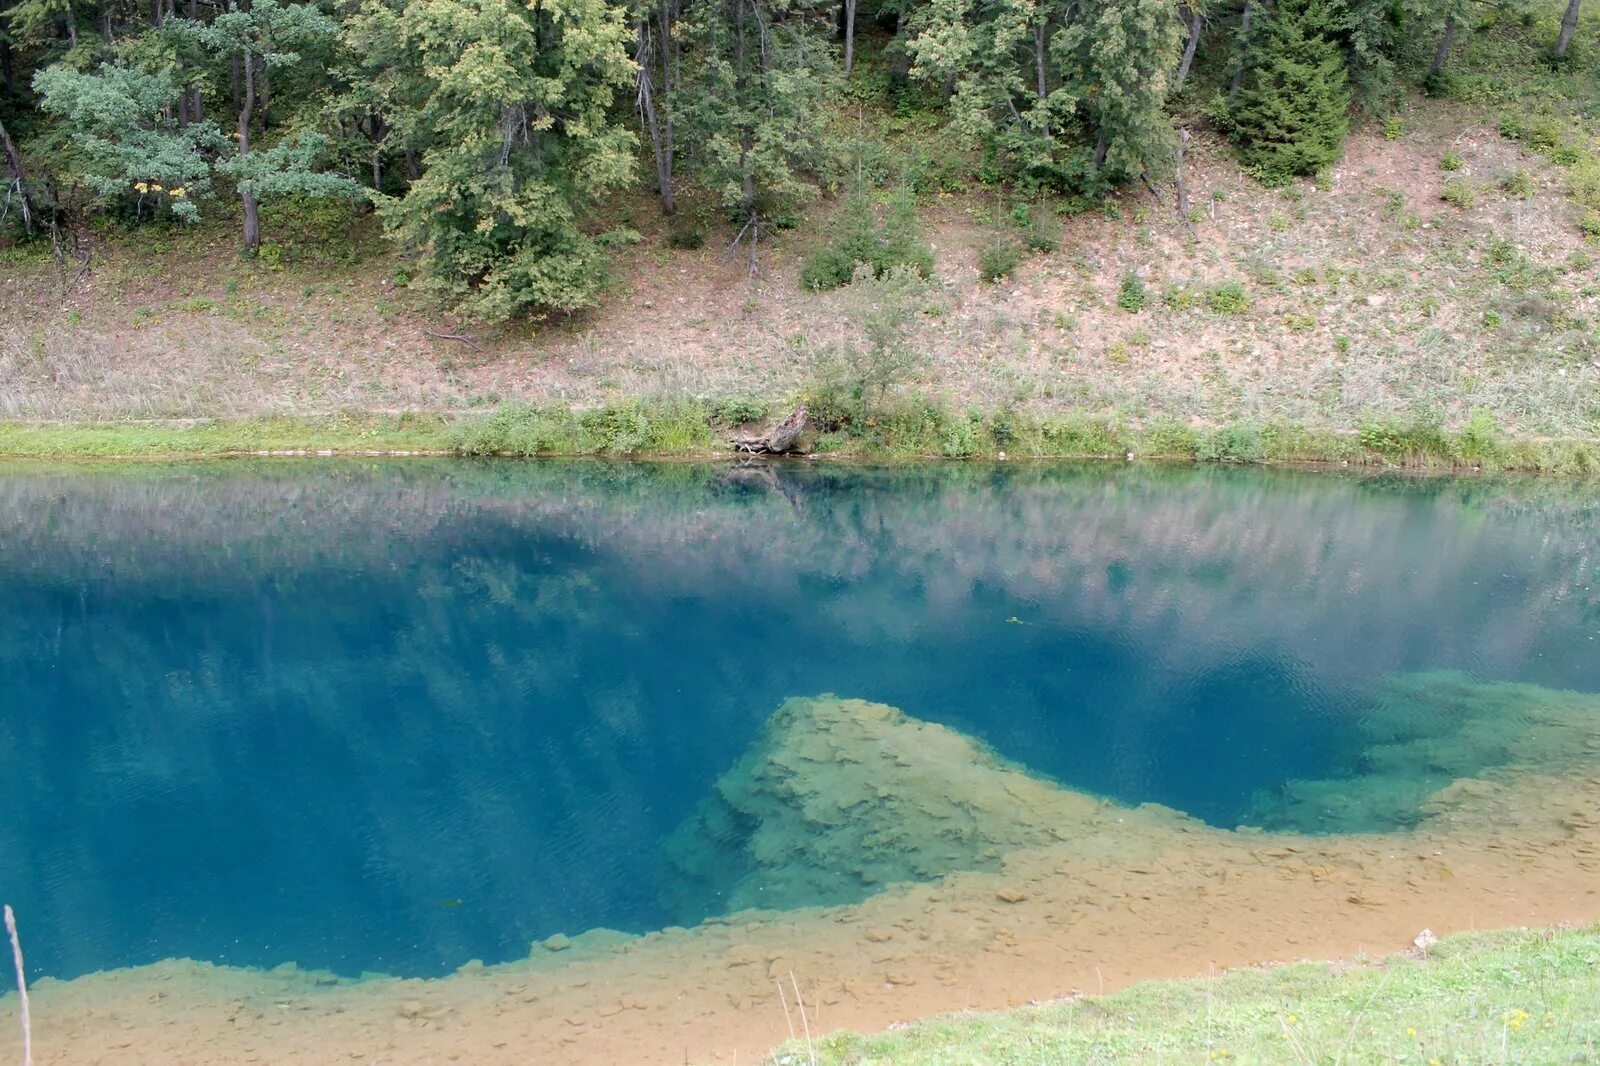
[7,682,1600,1065]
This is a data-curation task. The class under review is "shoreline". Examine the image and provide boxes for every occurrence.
[2,404,1597,473]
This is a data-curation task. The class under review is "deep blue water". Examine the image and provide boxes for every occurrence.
[1,461,1597,981]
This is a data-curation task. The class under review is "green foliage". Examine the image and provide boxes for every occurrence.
[1117,271,1148,312]
[34,0,358,242]
[808,264,929,423]
[1441,178,1478,207]
[1021,203,1063,253]
[905,0,1182,193]
[977,241,1022,283]
[801,186,935,292]
[673,0,835,248]
[1500,168,1533,197]
[1197,423,1268,462]
[665,226,707,250]
[1440,149,1463,170]
[1221,0,1353,186]
[1206,280,1250,315]
[345,0,636,323]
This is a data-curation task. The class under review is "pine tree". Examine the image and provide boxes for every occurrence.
[1225,0,1352,186]
[344,0,637,322]
[672,0,834,273]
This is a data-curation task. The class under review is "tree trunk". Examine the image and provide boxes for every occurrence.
[731,404,808,453]
[1176,7,1202,86]
[1092,130,1108,168]
[63,0,77,46]
[238,47,260,252]
[636,17,676,214]
[1430,14,1456,74]
[1227,0,1252,102]
[258,55,271,129]
[843,0,856,74]
[404,149,421,181]
[0,35,14,98]
[0,113,34,234]
[1555,0,1581,56]
[1033,21,1047,100]
[1174,127,1192,229]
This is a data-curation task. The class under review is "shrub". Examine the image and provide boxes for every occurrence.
[978,241,1022,283]
[666,226,706,250]
[800,186,934,292]
[1500,169,1533,198]
[1117,272,1148,312]
[1220,0,1351,185]
[708,397,769,427]
[1440,179,1477,208]
[1207,281,1250,315]
[1162,284,1201,311]
[1440,150,1463,171]
[1197,423,1268,463]
[1022,204,1063,253]
[1383,117,1405,141]
[1581,212,1600,239]
[1139,418,1201,458]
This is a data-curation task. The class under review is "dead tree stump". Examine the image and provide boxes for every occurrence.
[731,403,808,455]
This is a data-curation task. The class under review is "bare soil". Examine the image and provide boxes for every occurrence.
[2,106,1596,436]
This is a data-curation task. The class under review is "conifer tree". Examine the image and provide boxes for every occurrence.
[673,0,834,273]
[344,0,637,322]
[1224,0,1351,185]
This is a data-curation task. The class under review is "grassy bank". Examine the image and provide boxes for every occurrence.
[2,400,1599,473]
[776,925,1600,1065]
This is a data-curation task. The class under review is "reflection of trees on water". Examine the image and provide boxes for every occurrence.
[2,461,1596,678]
[0,461,1597,979]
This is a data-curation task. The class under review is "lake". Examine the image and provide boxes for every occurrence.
[2,460,1599,1063]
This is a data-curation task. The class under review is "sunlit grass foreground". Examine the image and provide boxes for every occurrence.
[775,925,1600,1065]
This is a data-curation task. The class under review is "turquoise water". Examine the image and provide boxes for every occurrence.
[1,461,1597,981]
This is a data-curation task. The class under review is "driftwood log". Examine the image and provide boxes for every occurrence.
[731,403,808,455]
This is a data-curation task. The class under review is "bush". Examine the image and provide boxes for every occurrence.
[801,186,934,292]
[1207,281,1250,315]
[1221,0,1351,185]
[978,241,1022,283]
[1021,204,1063,253]
[1440,150,1463,171]
[665,226,706,250]
[708,397,769,427]
[1197,423,1268,463]
[1500,169,1533,198]
[1117,272,1148,312]
[1581,212,1600,239]
[1440,179,1477,208]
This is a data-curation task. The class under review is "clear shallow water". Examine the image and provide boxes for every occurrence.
[0,461,1597,982]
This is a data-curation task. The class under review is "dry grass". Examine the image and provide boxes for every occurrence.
[1,104,1596,437]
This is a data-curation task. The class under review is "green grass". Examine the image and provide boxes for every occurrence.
[786,925,1600,1065]
[1,402,1597,473]
[0,414,456,458]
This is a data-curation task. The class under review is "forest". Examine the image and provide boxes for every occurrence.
[0,0,1592,324]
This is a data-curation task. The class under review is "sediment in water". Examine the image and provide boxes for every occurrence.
[5,675,1600,1065]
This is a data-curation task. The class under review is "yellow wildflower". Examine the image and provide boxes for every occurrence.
[150,183,163,191]
[133,182,149,193]
[169,187,186,198]
[1504,1008,1529,1032]
[1406,1027,1417,1037]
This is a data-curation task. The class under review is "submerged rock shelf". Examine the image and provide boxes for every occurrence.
[8,676,1599,1065]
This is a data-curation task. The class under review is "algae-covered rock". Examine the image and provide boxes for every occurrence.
[1246,672,1600,833]
[661,695,1194,923]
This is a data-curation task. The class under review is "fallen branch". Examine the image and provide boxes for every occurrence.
[730,403,807,455]
[5,905,32,1066]
[422,328,484,352]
